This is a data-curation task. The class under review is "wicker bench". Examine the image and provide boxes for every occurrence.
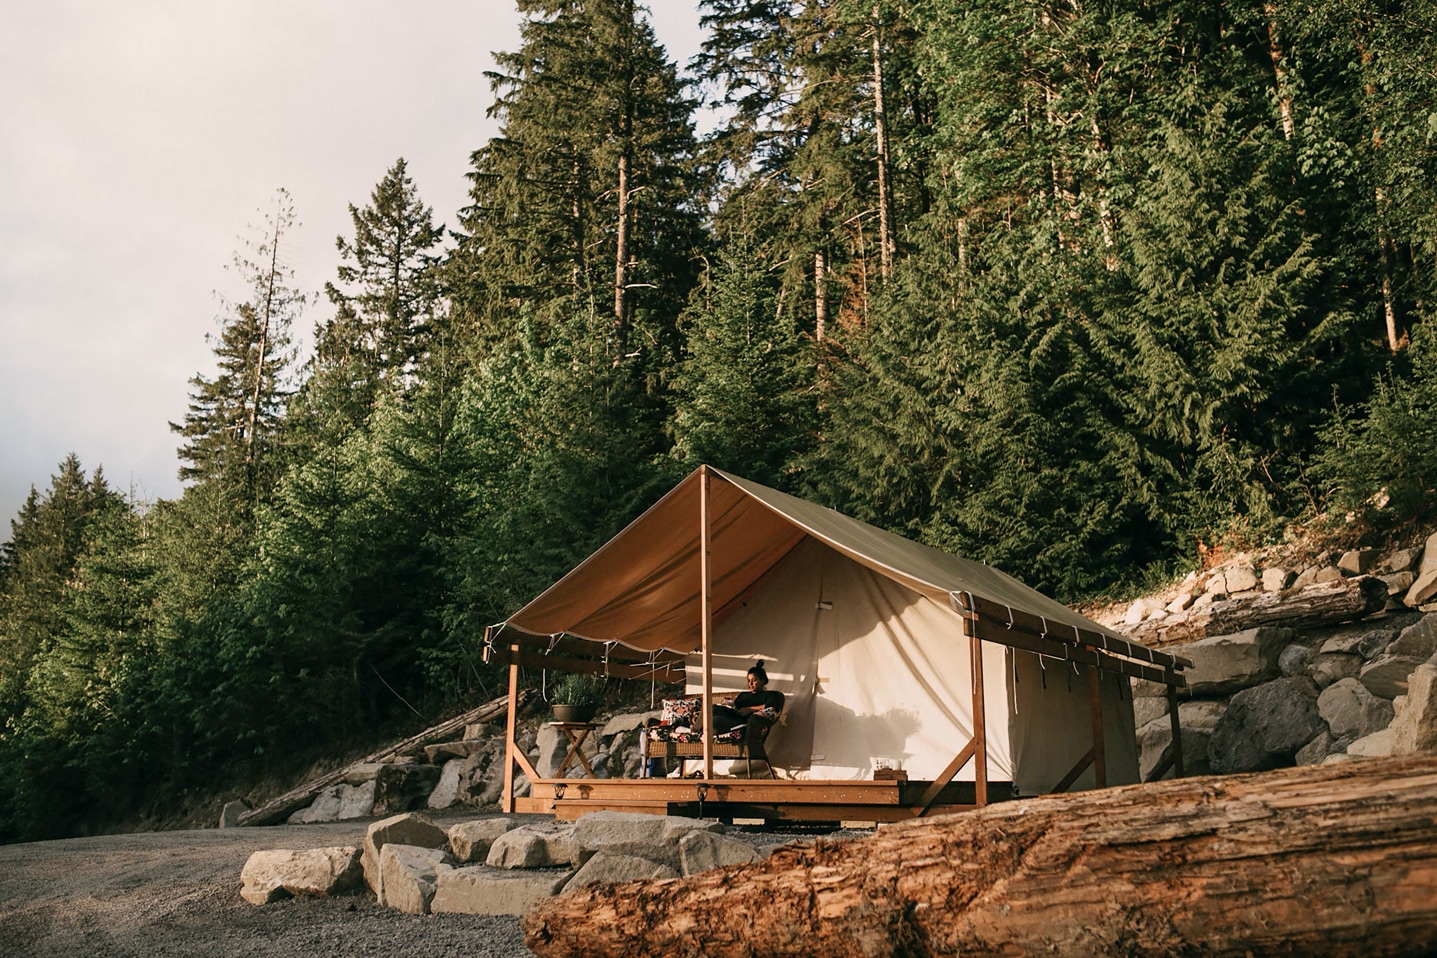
[641,734,775,779]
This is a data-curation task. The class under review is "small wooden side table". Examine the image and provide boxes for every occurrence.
[548,721,600,778]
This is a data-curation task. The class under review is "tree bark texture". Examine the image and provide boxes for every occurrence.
[871,7,896,282]
[525,754,1437,957]
[1127,575,1388,646]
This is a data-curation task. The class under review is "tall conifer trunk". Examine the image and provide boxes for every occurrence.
[872,5,896,282]
[814,248,829,341]
[612,0,636,356]
[1263,2,1295,140]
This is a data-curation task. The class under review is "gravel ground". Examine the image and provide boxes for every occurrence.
[0,812,860,958]
[0,812,537,958]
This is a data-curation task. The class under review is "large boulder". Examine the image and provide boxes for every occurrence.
[1278,644,1313,678]
[564,852,679,891]
[288,785,343,824]
[1207,677,1325,773]
[361,813,448,901]
[448,818,520,864]
[219,799,248,828]
[1223,566,1260,593]
[1262,568,1294,592]
[430,865,572,916]
[1308,652,1362,689]
[1358,654,1427,699]
[1404,569,1437,607]
[1318,627,1395,659]
[427,758,465,810]
[572,811,724,871]
[1136,718,1213,780]
[1338,548,1376,575]
[337,780,377,819]
[678,831,761,876]
[486,821,580,869]
[535,725,572,779]
[1390,615,1437,660]
[456,741,507,807]
[239,846,363,905]
[1317,678,1395,743]
[1177,700,1229,730]
[1132,695,1169,728]
[372,763,442,817]
[286,780,377,824]
[1388,663,1437,755]
[379,844,447,914]
[1347,727,1395,758]
[601,710,662,738]
[1177,627,1292,696]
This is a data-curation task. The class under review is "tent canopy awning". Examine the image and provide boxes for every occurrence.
[501,466,1126,653]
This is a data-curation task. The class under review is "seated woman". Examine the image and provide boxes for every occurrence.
[718,660,784,764]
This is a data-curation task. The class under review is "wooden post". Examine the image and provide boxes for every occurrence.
[502,630,521,813]
[700,466,714,780]
[1167,680,1184,777]
[969,620,988,806]
[1088,664,1107,789]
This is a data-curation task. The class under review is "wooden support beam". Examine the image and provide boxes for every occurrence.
[483,631,689,665]
[482,648,686,683]
[1052,746,1096,794]
[967,615,1183,687]
[971,624,988,806]
[1145,750,1176,784]
[700,466,714,780]
[912,738,977,817]
[955,592,1193,671]
[502,636,520,814]
[1167,681,1184,778]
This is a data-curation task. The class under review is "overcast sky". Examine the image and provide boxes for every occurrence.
[0,1,705,530]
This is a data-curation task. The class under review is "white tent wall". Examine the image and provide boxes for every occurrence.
[687,537,1016,782]
[1007,648,1140,796]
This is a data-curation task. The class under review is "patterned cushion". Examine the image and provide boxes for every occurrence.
[660,696,702,726]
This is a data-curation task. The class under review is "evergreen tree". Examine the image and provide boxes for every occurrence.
[669,243,817,487]
[697,0,930,339]
[172,190,306,513]
[452,0,705,366]
[302,158,445,439]
[0,456,120,710]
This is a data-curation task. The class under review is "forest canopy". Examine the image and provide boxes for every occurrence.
[2,0,1435,842]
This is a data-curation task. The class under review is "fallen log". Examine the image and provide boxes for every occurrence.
[1129,574,1388,646]
[237,690,528,827]
[525,754,1437,958]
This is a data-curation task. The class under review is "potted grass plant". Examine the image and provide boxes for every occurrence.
[550,673,604,723]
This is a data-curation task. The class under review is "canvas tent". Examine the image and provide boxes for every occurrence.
[492,466,1188,809]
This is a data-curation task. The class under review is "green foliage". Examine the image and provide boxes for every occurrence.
[171,190,306,514]
[669,243,816,487]
[550,672,604,708]
[1317,320,1437,522]
[6,0,1437,841]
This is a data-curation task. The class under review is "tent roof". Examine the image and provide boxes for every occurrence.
[502,466,1126,654]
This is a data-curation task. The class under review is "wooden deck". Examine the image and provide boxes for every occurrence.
[515,777,1017,822]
